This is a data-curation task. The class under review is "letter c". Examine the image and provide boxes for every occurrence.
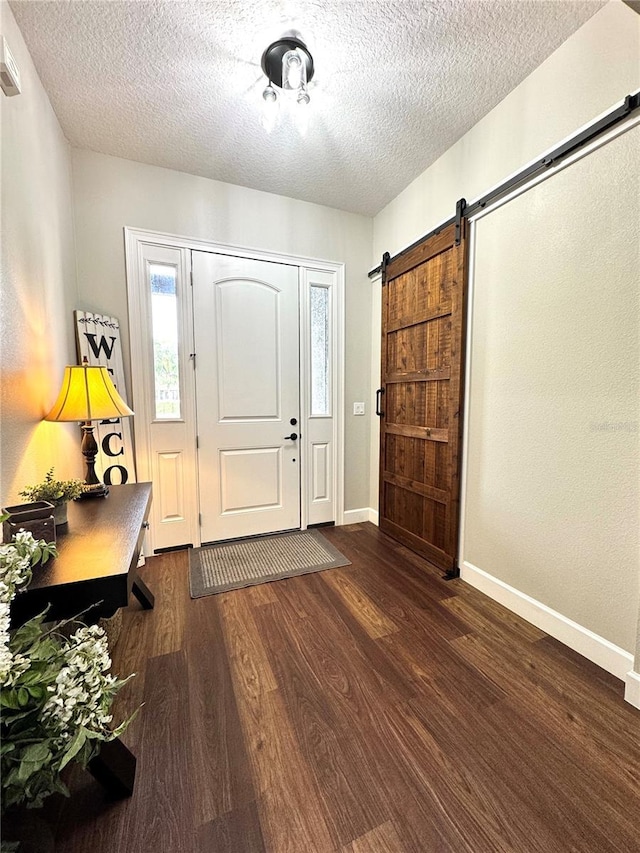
[102,432,124,457]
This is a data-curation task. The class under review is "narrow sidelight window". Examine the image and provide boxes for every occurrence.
[310,284,330,416]
[149,263,181,419]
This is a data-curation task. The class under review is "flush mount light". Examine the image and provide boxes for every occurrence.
[261,36,314,107]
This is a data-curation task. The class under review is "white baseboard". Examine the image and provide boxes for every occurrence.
[341,508,372,524]
[460,560,634,685]
[625,670,640,710]
[341,507,378,525]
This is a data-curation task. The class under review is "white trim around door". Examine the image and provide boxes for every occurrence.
[124,228,345,552]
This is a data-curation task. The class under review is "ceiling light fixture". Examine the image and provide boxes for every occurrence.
[261,36,314,107]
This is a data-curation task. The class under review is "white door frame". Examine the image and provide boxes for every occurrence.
[124,227,345,552]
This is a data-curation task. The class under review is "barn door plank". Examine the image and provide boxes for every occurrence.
[378,220,469,575]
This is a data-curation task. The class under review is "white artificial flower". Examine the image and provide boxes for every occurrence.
[0,599,12,684]
[41,624,116,738]
[0,644,12,684]
[0,528,44,602]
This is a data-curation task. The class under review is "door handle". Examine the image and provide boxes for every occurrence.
[375,388,385,417]
[284,433,298,441]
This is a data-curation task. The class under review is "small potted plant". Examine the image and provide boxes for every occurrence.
[19,469,85,528]
[0,526,136,850]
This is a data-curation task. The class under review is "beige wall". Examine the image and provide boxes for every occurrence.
[70,151,373,511]
[468,127,639,653]
[371,1,640,657]
[0,1,80,506]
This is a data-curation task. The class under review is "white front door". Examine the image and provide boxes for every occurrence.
[192,252,301,542]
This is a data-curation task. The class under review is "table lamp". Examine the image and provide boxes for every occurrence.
[45,357,134,498]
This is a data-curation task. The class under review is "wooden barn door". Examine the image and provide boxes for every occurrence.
[378,219,469,575]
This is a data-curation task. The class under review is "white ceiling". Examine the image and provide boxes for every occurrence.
[10,0,606,216]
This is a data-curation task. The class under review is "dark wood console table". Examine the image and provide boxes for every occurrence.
[9,483,153,800]
[10,482,153,627]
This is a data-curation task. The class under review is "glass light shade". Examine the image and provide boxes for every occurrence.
[282,49,306,92]
[45,364,134,422]
[263,84,277,103]
[261,95,279,133]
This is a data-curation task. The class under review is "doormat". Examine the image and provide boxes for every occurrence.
[189,530,351,598]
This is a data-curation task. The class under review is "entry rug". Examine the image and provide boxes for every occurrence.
[189,529,351,598]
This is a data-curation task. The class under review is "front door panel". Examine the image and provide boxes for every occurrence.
[192,253,300,542]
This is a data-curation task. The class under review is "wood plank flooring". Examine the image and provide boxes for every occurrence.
[51,523,640,852]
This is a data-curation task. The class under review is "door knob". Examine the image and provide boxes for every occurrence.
[284,433,298,441]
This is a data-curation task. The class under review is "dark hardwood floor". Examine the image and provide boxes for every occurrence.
[51,523,640,852]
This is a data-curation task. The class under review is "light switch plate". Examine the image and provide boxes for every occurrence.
[353,402,365,415]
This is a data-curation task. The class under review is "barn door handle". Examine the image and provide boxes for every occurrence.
[284,433,298,441]
[375,388,385,417]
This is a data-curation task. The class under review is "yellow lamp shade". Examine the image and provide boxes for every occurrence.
[45,364,134,422]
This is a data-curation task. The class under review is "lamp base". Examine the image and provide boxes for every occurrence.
[78,422,109,499]
[77,483,110,500]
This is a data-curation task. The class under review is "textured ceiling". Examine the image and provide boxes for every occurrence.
[10,0,606,216]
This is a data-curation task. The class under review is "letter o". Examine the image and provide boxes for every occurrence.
[103,465,129,486]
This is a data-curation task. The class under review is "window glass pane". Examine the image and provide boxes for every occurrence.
[310,285,330,415]
[150,263,181,419]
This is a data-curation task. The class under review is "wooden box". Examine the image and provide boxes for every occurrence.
[2,501,56,545]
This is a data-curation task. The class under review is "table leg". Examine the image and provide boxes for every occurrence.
[88,737,136,799]
[131,574,155,609]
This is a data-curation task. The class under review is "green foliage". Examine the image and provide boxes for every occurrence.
[153,339,179,390]
[1,529,137,819]
[19,468,85,506]
[1,615,137,813]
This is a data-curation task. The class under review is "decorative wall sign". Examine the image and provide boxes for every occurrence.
[74,311,137,485]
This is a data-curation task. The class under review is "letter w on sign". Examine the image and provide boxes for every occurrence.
[84,333,117,361]
[74,311,137,486]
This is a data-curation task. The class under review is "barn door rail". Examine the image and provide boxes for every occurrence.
[369,90,640,278]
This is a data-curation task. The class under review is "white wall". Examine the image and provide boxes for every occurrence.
[70,151,373,511]
[0,1,80,506]
[371,1,640,671]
